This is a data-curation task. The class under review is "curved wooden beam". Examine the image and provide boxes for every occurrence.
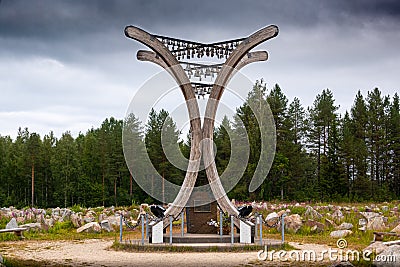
[203,25,278,218]
[125,26,202,226]
[126,25,278,230]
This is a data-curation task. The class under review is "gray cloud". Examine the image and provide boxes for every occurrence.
[0,0,399,138]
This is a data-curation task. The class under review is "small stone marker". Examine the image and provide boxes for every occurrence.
[6,218,18,229]
[239,220,253,243]
[150,221,163,244]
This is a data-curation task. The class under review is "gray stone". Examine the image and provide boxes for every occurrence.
[363,242,388,255]
[328,261,354,267]
[392,223,400,234]
[83,215,95,223]
[337,222,353,230]
[366,216,386,231]
[100,220,113,232]
[332,209,344,222]
[304,206,322,219]
[278,214,303,233]
[51,215,61,222]
[19,223,41,231]
[360,211,380,221]
[70,213,81,228]
[359,218,367,226]
[61,208,72,221]
[6,218,18,229]
[358,226,366,232]
[98,213,106,222]
[373,245,400,267]
[330,230,352,238]
[325,218,337,228]
[76,222,101,233]
[108,215,121,227]
[52,207,61,216]
[45,218,54,229]
[305,220,325,232]
[265,212,279,227]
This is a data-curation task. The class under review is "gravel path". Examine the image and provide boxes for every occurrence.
[0,239,332,267]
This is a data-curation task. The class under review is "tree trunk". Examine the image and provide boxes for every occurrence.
[31,162,35,207]
[114,177,117,206]
[102,173,105,207]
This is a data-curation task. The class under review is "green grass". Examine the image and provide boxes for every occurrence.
[111,240,292,253]
[0,220,118,242]
[2,257,69,267]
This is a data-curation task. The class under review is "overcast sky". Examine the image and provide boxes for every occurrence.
[1,0,399,139]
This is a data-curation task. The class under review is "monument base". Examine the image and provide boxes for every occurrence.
[186,191,218,234]
[163,233,240,243]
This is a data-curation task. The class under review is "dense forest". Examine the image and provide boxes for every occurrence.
[0,81,399,208]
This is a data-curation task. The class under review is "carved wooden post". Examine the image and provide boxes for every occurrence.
[125,25,278,229]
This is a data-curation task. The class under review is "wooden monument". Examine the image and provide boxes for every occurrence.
[125,25,279,234]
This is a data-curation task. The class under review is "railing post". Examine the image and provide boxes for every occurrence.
[145,213,149,238]
[169,216,173,245]
[181,211,184,237]
[119,214,123,243]
[281,213,286,244]
[220,211,223,236]
[141,214,145,245]
[230,215,234,244]
[255,212,258,239]
[259,214,262,246]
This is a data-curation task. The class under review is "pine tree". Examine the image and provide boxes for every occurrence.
[51,132,79,207]
[307,89,339,200]
[366,88,388,199]
[145,109,181,204]
[388,93,400,197]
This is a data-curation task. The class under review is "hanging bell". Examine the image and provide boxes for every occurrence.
[205,68,211,77]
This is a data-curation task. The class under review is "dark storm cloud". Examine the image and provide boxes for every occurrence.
[1,0,399,62]
[0,0,399,138]
[1,0,399,41]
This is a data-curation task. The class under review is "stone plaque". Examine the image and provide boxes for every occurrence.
[240,220,254,243]
[150,221,163,244]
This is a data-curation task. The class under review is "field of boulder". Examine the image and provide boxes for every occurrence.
[0,201,399,266]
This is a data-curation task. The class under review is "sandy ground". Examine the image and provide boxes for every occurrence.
[0,239,333,267]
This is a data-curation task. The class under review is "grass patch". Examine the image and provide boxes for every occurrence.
[111,240,289,253]
[2,257,69,267]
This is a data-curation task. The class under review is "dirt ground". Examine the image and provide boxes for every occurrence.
[0,239,333,267]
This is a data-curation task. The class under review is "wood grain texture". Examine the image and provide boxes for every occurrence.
[125,25,278,229]
[203,26,278,222]
[126,26,202,227]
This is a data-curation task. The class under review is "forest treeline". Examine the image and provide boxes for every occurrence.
[0,81,399,208]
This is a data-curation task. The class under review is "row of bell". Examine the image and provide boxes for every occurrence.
[172,47,232,60]
[185,64,221,80]
[193,86,212,99]
[160,38,240,51]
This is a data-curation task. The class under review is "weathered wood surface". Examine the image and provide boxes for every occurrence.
[125,26,202,227]
[125,25,278,229]
[0,227,27,237]
[203,25,279,220]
